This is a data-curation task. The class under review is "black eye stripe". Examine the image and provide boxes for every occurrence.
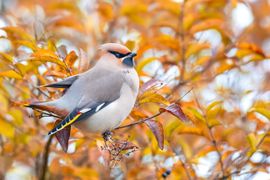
[109,51,131,58]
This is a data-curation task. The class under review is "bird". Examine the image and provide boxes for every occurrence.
[26,43,139,137]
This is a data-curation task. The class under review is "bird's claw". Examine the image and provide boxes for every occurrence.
[102,130,112,141]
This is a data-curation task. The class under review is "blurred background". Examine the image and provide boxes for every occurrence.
[0,0,270,179]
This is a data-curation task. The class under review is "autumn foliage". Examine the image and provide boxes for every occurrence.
[0,0,270,179]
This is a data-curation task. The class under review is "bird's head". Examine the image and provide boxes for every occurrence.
[99,43,137,67]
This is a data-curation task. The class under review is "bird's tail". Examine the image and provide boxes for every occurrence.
[25,101,68,117]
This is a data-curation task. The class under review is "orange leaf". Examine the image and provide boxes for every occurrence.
[0,70,22,79]
[30,49,66,68]
[64,51,78,68]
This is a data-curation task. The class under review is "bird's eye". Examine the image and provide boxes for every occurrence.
[109,51,129,58]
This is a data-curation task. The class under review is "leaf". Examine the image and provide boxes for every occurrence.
[64,51,78,68]
[0,119,15,138]
[247,133,257,151]
[190,18,224,34]
[0,94,8,111]
[0,52,13,63]
[2,26,34,41]
[54,119,71,153]
[156,34,180,50]
[185,43,210,58]
[139,93,169,105]
[145,120,164,150]
[160,103,191,123]
[206,101,223,118]
[136,57,156,74]
[30,49,66,68]
[249,108,270,121]
[177,125,206,137]
[186,107,205,122]
[0,70,23,79]
[13,40,37,50]
[216,61,235,74]
[236,42,265,57]
[207,118,221,128]
[140,79,164,95]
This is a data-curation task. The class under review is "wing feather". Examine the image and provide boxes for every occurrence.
[42,75,79,88]
[48,102,110,135]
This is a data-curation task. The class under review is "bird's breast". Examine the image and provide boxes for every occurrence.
[75,83,138,133]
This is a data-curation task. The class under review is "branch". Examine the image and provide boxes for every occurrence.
[39,135,53,180]
[116,88,193,131]
[193,91,225,178]
[115,112,162,130]
[179,1,186,81]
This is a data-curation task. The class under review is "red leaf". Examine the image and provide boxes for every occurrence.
[160,103,190,123]
[145,120,164,150]
[54,120,71,153]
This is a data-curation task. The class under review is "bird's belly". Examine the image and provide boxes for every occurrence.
[74,84,137,133]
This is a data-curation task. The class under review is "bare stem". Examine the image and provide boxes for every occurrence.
[115,112,162,130]
[39,135,53,180]
[193,91,225,178]
[179,1,186,81]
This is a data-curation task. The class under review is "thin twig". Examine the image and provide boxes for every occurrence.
[116,88,193,130]
[39,135,53,180]
[0,135,4,155]
[179,1,186,81]
[115,112,162,130]
[193,91,225,178]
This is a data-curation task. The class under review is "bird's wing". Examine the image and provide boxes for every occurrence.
[47,70,126,135]
[42,75,79,88]
[48,101,111,135]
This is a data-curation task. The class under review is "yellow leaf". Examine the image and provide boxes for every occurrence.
[206,101,222,118]
[196,56,210,66]
[247,133,257,151]
[13,40,37,50]
[121,3,149,26]
[2,26,34,41]
[0,70,23,79]
[136,57,156,75]
[156,34,180,50]
[74,167,98,179]
[165,120,181,137]
[9,108,23,126]
[177,125,205,137]
[186,107,205,122]
[185,43,210,58]
[216,61,234,74]
[0,93,8,111]
[249,108,270,121]
[139,93,169,105]
[30,49,66,68]
[0,52,13,63]
[190,18,224,34]
[0,119,15,138]
[207,118,221,128]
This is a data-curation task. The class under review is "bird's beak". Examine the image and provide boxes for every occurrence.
[130,52,137,58]
[122,52,136,67]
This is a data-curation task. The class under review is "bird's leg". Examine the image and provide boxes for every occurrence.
[102,130,112,142]
[102,130,118,154]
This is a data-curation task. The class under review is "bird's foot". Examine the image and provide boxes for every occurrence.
[102,130,112,142]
